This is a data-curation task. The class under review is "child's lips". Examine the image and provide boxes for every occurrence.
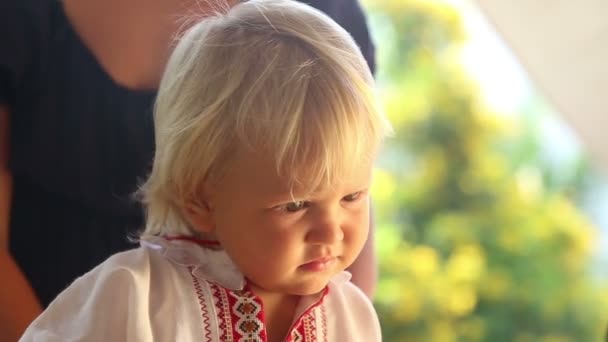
[300,256,337,272]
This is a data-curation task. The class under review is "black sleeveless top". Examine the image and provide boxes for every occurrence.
[0,0,375,306]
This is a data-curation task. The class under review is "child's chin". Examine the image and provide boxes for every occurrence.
[289,279,331,296]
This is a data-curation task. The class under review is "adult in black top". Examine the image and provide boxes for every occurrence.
[0,0,376,339]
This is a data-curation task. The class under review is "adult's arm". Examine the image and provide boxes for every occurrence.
[0,106,42,342]
[347,207,377,298]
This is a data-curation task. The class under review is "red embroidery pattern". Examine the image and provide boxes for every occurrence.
[210,283,267,342]
[188,266,212,340]
[211,283,235,341]
[289,315,313,342]
[320,304,328,342]
[292,330,303,341]
[288,307,324,342]
[231,293,265,341]
[188,265,329,342]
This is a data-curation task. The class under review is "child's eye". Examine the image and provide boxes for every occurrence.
[283,201,308,212]
[343,191,363,202]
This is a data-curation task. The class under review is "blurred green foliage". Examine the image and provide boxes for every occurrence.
[362,0,608,340]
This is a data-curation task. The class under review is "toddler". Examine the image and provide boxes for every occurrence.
[21,0,392,340]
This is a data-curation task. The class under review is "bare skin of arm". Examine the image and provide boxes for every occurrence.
[347,207,377,298]
[0,106,42,342]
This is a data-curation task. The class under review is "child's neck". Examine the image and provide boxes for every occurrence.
[250,285,300,342]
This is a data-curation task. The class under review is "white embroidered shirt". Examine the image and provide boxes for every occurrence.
[20,237,382,341]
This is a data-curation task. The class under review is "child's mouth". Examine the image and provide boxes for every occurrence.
[300,256,337,272]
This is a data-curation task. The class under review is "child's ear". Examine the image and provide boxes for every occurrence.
[184,198,215,233]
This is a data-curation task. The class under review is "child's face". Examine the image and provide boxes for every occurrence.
[199,148,372,296]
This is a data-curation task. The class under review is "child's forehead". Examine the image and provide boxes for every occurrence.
[225,146,373,195]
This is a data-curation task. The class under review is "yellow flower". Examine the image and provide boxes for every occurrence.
[447,285,477,317]
[409,245,440,280]
[371,168,396,205]
[446,244,485,284]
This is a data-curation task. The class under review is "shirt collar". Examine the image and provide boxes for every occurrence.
[141,235,353,291]
[141,236,246,290]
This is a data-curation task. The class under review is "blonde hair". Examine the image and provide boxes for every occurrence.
[140,0,392,237]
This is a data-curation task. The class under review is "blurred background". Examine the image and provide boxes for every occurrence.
[361,0,608,340]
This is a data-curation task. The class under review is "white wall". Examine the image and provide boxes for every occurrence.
[473,0,608,172]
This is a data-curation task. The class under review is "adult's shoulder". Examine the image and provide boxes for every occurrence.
[0,0,54,106]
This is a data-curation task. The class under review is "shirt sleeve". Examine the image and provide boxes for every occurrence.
[0,1,41,108]
[326,279,382,341]
[19,249,156,342]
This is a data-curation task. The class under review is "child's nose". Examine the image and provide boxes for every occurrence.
[306,211,345,245]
